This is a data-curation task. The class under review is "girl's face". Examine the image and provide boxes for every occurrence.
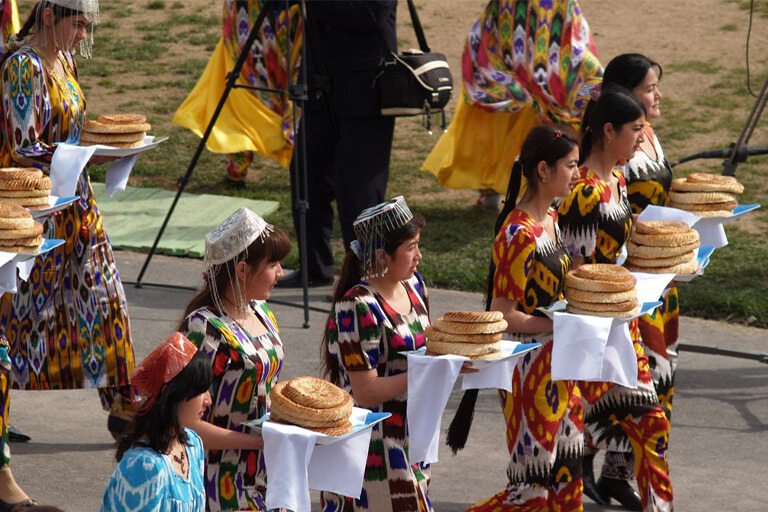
[178,391,212,428]
[51,13,91,53]
[609,116,646,160]
[384,232,422,282]
[541,146,580,198]
[633,67,662,120]
[241,259,284,301]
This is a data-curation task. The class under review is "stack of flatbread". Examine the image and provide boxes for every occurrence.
[0,201,43,253]
[669,173,743,217]
[565,264,639,318]
[0,168,51,210]
[80,114,151,149]
[270,376,354,436]
[425,311,508,360]
[625,221,699,275]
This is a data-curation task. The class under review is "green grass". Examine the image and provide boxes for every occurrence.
[52,0,768,328]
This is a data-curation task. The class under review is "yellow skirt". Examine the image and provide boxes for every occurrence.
[172,39,294,168]
[421,86,540,195]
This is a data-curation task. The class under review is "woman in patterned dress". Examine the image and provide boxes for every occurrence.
[586,53,680,508]
[173,0,301,185]
[320,197,437,512]
[557,86,673,511]
[178,208,290,512]
[0,1,134,506]
[464,126,584,511]
[422,0,602,207]
[101,333,212,512]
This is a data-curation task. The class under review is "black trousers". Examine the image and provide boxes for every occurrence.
[290,99,395,281]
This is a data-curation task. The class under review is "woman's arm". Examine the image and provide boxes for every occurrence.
[187,420,263,451]
[491,297,553,334]
[347,369,407,408]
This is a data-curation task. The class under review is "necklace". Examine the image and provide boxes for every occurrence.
[171,445,187,475]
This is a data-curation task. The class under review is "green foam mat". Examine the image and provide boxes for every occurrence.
[91,182,279,258]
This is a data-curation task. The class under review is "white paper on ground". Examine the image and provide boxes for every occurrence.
[262,408,374,512]
[406,353,464,464]
[50,144,97,197]
[105,155,140,195]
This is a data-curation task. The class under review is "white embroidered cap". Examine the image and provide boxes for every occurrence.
[205,207,273,266]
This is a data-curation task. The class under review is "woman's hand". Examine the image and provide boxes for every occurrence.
[459,361,479,374]
[491,297,554,335]
[347,368,407,408]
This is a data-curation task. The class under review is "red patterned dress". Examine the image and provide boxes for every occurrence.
[467,209,582,512]
[558,167,673,511]
[623,124,678,420]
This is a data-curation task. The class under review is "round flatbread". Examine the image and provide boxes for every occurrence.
[424,327,503,344]
[668,190,736,205]
[281,376,348,410]
[633,221,690,236]
[84,119,152,134]
[630,229,699,247]
[0,174,51,191]
[425,339,502,357]
[566,297,638,313]
[433,317,508,334]
[0,168,43,180]
[269,379,353,428]
[566,288,637,304]
[0,221,43,239]
[565,303,641,318]
[97,113,147,125]
[79,131,145,144]
[79,139,145,149]
[626,251,696,268]
[442,310,504,323]
[565,272,636,293]
[624,254,698,275]
[0,189,50,197]
[627,239,699,258]
[0,196,50,207]
[669,200,738,212]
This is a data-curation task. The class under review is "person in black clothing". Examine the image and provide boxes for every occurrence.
[280,0,397,287]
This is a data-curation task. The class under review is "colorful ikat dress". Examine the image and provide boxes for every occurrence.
[558,167,673,510]
[0,45,135,468]
[180,301,284,512]
[622,124,678,420]
[467,209,583,511]
[423,0,603,194]
[322,272,432,512]
[100,428,206,512]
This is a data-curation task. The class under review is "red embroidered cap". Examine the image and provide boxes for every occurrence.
[131,332,198,411]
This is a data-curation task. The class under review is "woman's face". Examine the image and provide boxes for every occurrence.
[610,116,646,160]
[384,232,422,282]
[51,13,91,53]
[243,259,284,301]
[178,391,211,428]
[542,146,580,198]
[633,67,662,120]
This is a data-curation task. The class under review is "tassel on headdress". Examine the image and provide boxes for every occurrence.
[350,196,413,279]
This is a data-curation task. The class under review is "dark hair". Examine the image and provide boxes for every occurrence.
[116,351,213,461]
[603,53,663,91]
[320,213,426,385]
[446,126,578,455]
[0,2,81,68]
[486,125,578,307]
[580,84,646,163]
[180,227,291,321]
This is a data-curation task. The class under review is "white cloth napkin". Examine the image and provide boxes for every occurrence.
[16,259,36,282]
[105,155,139,196]
[638,204,728,248]
[406,353,464,464]
[551,312,638,388]
[50,143,96,197]
[406,347,521,464]
[0,262,17,294]
[262,408,373,512]
[631,272,676,304]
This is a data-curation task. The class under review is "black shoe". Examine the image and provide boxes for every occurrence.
[597,476,643,511]
[7,425,30,443]
[582,454,609,506]
[222,175,246,188]
[276,271,333,289]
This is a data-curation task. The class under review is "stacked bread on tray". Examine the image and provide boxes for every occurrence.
[0,168,51,210]
[425,311,508,360]
[565,264,639,318]
[270,376,354,435]
[0,201,43,253]
[80,114,151,149]
[669,173,743,217]
[625,221,700,275]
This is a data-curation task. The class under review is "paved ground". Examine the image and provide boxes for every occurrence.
[8,251,768,511]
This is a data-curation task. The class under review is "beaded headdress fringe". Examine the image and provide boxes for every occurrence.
[351,196,413,279]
